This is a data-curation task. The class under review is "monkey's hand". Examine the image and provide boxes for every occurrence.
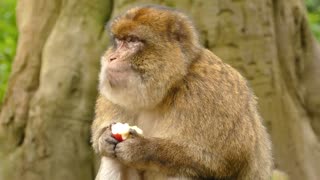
[115,129,149,167]
[114,135,218,177]
[95,123,119,157]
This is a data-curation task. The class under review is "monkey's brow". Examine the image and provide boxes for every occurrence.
[113,34,142,41]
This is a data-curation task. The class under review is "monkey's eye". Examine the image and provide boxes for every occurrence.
[126,36,140,43]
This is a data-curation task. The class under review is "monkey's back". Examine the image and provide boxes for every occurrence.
[157,49,273,179]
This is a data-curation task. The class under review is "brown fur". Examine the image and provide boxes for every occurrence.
[92,5,272,180]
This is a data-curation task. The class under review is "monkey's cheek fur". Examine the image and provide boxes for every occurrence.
[111,123,143,142]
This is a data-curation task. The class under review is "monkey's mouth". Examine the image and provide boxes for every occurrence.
[106,61,134,87]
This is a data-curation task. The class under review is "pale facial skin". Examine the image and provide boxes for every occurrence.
[101,36,143,88]
[99,35,151,110]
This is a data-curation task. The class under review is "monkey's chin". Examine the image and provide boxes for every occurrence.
[99,78,164,111]
[99,73,147,110]
[99,69,168,110]
[106,70,131,88]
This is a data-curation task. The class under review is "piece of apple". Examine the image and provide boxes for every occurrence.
[112,133,124,142]
[111,123,143,142]
[130,126,143,135]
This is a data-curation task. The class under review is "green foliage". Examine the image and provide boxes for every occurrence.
[306,0,320,40]
[0,0,17,103]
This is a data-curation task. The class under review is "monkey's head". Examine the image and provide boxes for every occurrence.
[99,5,201,110]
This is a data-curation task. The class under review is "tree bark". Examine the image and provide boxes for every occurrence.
[0,0,319,180]
[272,1,320,179]
[0,0,112,180]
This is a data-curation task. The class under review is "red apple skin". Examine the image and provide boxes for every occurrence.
[112,133,123,142]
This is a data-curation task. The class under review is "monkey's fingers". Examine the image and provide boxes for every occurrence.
[97,122,116,140]
[105,134,119,144]
[98,134,117,157]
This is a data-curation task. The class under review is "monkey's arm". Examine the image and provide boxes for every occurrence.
[115,135,230,178]
[91,95,126,153]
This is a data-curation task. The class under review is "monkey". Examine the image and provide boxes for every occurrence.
[91,5,272,180]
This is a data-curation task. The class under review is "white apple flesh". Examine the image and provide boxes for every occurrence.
[111,123,143,142]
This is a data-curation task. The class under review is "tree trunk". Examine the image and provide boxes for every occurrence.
[0,0,112,180]
[0,0,319,180]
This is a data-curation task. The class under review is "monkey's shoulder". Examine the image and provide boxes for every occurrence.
[187,49,248,89]
[178,49,253,111]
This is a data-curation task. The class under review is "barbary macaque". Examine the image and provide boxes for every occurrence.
[92,5,272,180]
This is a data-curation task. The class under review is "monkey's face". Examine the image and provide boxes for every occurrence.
[99,34,182,110]
[103,36,144,88]
[99,6,198,110]
[99,35,146,110]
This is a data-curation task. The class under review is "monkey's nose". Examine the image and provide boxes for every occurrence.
[110,57,117,61]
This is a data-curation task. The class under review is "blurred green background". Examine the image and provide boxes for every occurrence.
[307,0,320,39]
[0,0,17,103]
[0,0,319,103]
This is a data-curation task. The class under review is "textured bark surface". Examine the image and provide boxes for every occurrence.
[0,0,319,180]
[0,0,112,180]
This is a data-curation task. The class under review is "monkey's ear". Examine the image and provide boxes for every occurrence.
[167,14,201,61]
[169,19,188,42]
[168,14,198,46]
